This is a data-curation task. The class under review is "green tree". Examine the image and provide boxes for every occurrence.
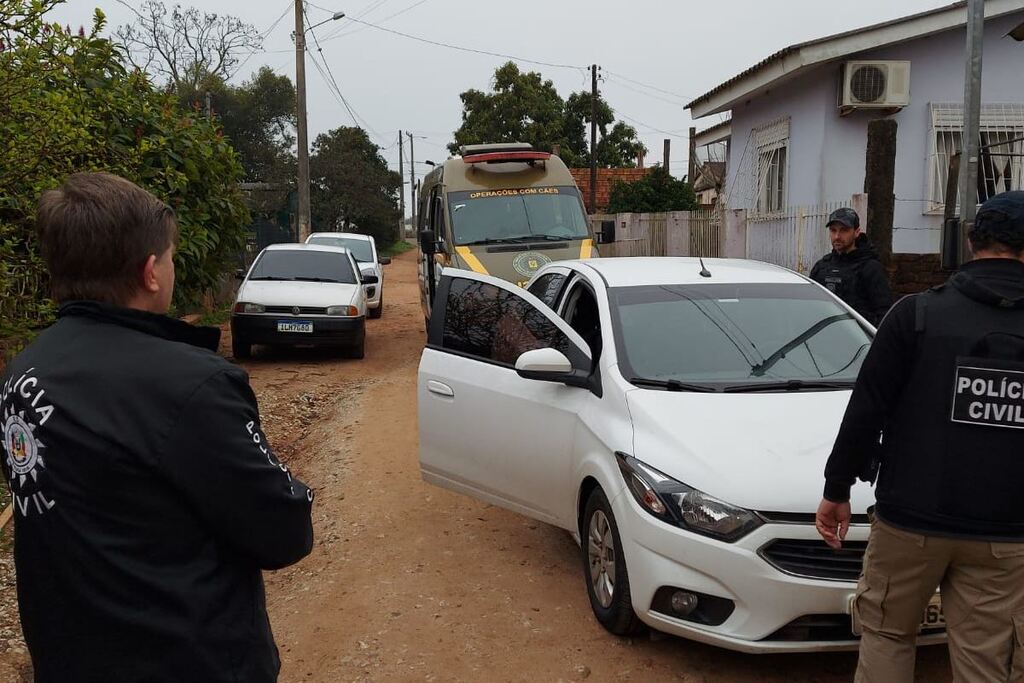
[310,127,402,246]
[1,0,250,353]
[450,61,646,168]
[606,167,698,213]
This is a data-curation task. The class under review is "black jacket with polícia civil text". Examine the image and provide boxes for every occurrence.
[0,301,314,683]
[823,259,1024,540]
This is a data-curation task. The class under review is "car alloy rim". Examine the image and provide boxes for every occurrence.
[588,509,616,609]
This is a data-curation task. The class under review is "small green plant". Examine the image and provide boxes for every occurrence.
[194,305,232,328]
[380,240,415,258]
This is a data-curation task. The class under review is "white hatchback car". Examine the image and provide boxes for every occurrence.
[417,258,948,653]
[231,243,371,359]
[306,232,390,318]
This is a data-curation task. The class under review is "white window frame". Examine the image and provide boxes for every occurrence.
[927,103,1024,215]
[751,118,790,217]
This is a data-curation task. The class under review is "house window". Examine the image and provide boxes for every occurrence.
[929,103,1024,214]
[753,118,790,215]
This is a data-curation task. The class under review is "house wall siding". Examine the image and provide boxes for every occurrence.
[725,12,1024,254]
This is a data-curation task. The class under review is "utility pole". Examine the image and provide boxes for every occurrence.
[688,126,698,185]
[958,0,985,265]
[590,64,598,214]
[398,130,405,240]
[294,0,311,242]
[663,139,671,174]
[407,132,417,231]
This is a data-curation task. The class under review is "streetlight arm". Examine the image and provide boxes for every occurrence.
[306,11,345,33]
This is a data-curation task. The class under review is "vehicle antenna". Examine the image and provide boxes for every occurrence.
[699,257,712,278]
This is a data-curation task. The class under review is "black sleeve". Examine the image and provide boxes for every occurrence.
[862,260,894,326]
[160,368,315,570]
[809,260,824,284]
[823,295,917,502]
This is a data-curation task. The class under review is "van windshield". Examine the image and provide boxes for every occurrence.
[447,186,590,246]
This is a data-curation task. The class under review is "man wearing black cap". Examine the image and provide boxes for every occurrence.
[809,207,893,326]
[816,190,1024,682]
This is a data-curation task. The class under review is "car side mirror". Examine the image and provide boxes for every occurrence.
[379,256,392,266]
[419,229,437,255]
[362,274,379,285]
[515,348,588,388]
[234,268,246,280]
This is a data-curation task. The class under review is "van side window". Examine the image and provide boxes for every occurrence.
[441,278,577,366]
[527,274,567,310]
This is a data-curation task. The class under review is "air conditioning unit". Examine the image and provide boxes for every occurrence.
[839,61,911,111]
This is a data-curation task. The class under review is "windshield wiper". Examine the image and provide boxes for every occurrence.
[462,238,519,246]
[248,275,294,281]
[724,380,855,393]
[629,377,719,393]
[292,276,344,283]
[750,314,854,377]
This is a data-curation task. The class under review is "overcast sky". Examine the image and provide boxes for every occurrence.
[52,0,952,215]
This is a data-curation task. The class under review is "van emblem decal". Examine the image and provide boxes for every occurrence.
[512,251,551,278]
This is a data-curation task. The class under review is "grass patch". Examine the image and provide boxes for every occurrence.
[381,240,415,258]
[194,304,232,328]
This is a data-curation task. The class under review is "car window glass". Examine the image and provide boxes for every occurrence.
[307,236,374,262]
[564,285,602,362]
[527,273,567,309]
[609,283,872,387]
[447,186,590,245]
[249,250,357,284]
[441,278,577,365]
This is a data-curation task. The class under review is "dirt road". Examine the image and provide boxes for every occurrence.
[0,249,950,682]
[247,250,950,682]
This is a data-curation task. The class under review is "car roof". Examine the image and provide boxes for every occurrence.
[570,257,808,287]
[265,242,352,255]
[307,232,373,243]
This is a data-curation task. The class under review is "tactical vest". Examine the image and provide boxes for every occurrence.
[875,284,1024,539]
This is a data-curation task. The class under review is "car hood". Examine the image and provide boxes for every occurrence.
[625,388,874,514]
[239,280,360,307]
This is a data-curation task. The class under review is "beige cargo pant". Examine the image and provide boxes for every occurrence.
[854,518,1024,683]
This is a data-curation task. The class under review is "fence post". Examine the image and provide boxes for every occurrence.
[797,206,807,273]
[723,209,747,258]
[852,193,869,233]
[663,210,688,255]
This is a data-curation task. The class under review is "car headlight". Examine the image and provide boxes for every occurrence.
[233,302,265,314]
[326,305,359,316]
[615,452,763,542]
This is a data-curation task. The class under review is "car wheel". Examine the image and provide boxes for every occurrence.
[582,487,645,636]
[232,337,251,360]
[369,295,383,319]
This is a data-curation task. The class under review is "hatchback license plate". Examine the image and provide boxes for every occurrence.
[277,320,313,333]
[850,593,944,635]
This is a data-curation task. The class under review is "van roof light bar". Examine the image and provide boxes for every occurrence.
[462,151,552,165]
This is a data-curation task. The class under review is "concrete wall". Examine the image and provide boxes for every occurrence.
[726,12,1024,254]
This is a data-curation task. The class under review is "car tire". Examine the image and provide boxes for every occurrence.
[581,487,646,637]
[369,295,383,319]
[232,338,251,360]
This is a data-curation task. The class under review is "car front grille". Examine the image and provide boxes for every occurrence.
[759,539,868,582]
[264,305,328,315]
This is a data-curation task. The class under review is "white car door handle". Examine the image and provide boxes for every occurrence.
[427,380,455,398]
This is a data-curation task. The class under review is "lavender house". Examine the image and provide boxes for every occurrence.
[687,0,1024,254]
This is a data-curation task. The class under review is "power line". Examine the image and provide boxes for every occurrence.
[228,0,293,79]
[613,109,682,138]
[604,74,688,107]
[333,16,584,70]
[322,0,431,40]
[603,70,694,102]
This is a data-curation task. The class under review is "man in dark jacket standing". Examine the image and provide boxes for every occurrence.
[810,207,893,326]
[0,173,314,682]
[816,191,1024,682]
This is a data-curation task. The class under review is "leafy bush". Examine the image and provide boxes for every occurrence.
[0,1,249,355]
[606,167,698,214]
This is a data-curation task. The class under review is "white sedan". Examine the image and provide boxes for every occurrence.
[231,243,372,359]
[417,257,947,653]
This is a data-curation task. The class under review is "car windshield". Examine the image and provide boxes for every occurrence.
[249,249,357,284]
[609,282,873,390]
[307,235,374,262]
[448,186,590,246]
